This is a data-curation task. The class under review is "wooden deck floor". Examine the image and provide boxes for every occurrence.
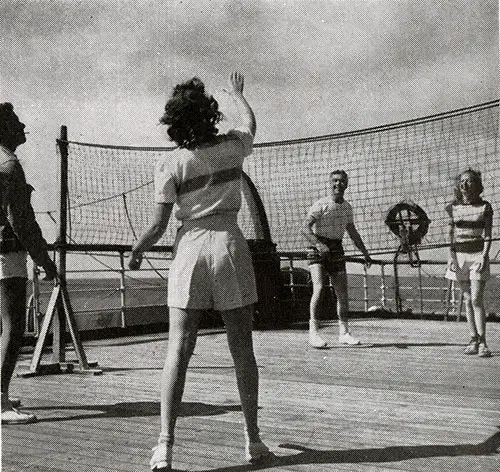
[2,318,499,471]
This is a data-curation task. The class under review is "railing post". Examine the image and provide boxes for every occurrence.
[417,265,424,319]
[363,264,369,312]
[288,258,295,308]
[380,263,387,310]
[119,251,127,328]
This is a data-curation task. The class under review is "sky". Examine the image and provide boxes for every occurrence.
[1,0,498,221]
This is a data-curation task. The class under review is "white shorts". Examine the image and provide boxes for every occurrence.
[445,251,490,282]
[168,214,258,311]
[0,251,28,280]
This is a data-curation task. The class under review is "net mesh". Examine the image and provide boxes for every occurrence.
[62,101,499,256]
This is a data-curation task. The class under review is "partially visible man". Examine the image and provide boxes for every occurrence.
[1,103,57,424]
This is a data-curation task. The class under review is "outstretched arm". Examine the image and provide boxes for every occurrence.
[227,71,256,137]
[128,203,173,269]
[346,222,372,268]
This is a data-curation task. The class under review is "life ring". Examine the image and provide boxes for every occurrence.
[385,201,430,246]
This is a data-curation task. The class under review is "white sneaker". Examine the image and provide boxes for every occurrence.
[245,440,271,463]
[150,442,172,470]
[309,330,327,349]
[338,332,361,345]
[1,408,37,425]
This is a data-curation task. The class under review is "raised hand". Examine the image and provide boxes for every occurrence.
[229,71,244,95]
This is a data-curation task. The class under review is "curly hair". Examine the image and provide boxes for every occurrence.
[453,168,484,204]
[159,77,222,149]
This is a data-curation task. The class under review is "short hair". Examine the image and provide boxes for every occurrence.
[0,102,15,138]
[159,77,222,149]
[329,169,348,181]
[453,168,484,203]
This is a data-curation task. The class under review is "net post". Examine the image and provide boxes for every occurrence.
[18,126,102,377]
[53,125,69,362]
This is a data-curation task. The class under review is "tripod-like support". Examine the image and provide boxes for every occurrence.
[18,281,102,377]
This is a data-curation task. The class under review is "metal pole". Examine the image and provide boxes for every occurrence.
[380,263,387,309]
[53,125,68,362]
[288,258,295,308]
[119,251,127,328]
[417,264,424,319]
[363,264,369,312]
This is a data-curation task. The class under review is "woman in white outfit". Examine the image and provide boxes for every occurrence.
[129,72,271,470]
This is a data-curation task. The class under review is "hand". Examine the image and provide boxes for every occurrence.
[42,259,58,282]
[128,251,143,270]
[476,254,488,273]
[228,71,244,95]
[449,255,458,272]
[315,241,330,255]
[364,255,373,269]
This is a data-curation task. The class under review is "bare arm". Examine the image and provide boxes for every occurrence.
[227,71,256,137]
[479,205,493,271]
[128,203,173,269]
[346,222,372,267]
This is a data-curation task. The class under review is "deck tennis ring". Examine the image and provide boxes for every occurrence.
[385,201,430,246]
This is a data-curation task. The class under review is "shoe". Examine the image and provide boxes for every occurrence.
[338,332,361,345]
[245,440,271,463]
[309,330,327,349]
[1,408,37,425]
[464,338,479,355]
[478,343,492,358]
[149,442,172,471]
[309,320,327,349]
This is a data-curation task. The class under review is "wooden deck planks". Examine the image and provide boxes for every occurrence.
[2,319,499,471]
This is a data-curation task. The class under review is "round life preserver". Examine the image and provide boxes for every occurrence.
[385,201,430,246]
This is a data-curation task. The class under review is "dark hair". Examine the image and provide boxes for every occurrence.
[159,77,222,149]
[329,169,348,181]
[0,102,15,138]
[453,168,484,204]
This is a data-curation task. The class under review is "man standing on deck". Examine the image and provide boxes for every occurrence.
[1,103,57,424]
[304,169,372,348]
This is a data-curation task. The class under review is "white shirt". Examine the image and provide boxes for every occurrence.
[307,197,354,240]
[154,128,253,221]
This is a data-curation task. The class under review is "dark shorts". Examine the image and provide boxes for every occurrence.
[307,237,346,274]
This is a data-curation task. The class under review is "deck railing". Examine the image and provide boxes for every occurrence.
[24,252,499,337]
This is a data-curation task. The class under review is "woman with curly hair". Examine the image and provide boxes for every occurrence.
[445,169,493,357]
[128,72,271,470]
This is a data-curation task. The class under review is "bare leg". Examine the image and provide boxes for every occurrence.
[221,304,270,461]
[221,304,260,441]
[158,307,203,446]
[308,264,327,348]
[458,280,477,339]
[330,271,349,333]
[470,280,487,339]
[1,278,26,409]
[331,272,360,344]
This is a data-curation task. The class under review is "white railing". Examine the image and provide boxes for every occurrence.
[25,252,498,336]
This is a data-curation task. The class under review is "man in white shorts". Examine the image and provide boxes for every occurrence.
[305,170,372,348]
[1,103,57,424]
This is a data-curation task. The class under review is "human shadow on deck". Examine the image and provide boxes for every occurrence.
[33,401,241,423]
[196,428,500,472]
